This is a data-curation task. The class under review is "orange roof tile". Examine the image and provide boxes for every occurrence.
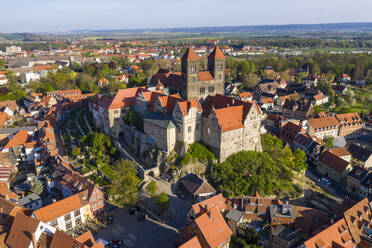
[215,105,244,132]
[192,193,228,216]
[0,112,11,126]
[209,46,226,60]
[33,191,89,223]
[308,116,339,130]
[194,207,232,248]
[329,147,351,158]
[199,71,214,81]
[109,87,146,109]
[3,130,31,150]
[177,99,202,116]
[182,47,199,61]
[178,236,202,248]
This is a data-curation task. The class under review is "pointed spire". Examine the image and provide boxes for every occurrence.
[209,46,225,59]
[182,47,199,61]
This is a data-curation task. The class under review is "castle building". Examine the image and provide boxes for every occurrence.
[91,47,262,162]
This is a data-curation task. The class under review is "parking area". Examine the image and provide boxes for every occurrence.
[94,206,179,248]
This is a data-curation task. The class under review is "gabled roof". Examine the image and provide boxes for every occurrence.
[182,47,199,61]
[6,213,39,248]
[177,100,202,116]
[49,230,84,248]
[348,144,372,162]
[33,191,89,223]
[214,105,244,132]
[329,147,351,158]
[194,207,232,248]
[304,218,354,248]
[198,71,214,81]
[318,151,350,173]
[192,193,228,216]
[3,130,32,150]
[180,174,216,196]
[178,236,202,248]
[109,87,146,109]
[308,116,339,130]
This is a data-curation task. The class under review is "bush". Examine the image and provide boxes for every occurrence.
[145,181,157,196]
[180,142,215,166]
[156,192,169,212]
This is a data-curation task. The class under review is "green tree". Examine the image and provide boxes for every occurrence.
[30,178,44,195]
[180,142,215,166]
[156,192,170,212]
[108,159,141,206]
[313,105,322,115]
[71,147,81,157]
[146,181,158,196]
[0,59,5,71]
[323,136,334,149]
[124,109,144,131]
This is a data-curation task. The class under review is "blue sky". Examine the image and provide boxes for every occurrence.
[2,0,372,32]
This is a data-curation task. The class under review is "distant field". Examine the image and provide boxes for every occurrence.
[303,47,372,53]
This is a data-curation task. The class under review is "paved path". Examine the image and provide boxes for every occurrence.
[94,207,178,248]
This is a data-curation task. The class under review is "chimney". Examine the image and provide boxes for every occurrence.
[31,232,37,248]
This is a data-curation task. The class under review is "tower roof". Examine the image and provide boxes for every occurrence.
[182,47,199,61]
[209,46,225,60]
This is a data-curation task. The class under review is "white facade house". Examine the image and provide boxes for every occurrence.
[32,191,91,232]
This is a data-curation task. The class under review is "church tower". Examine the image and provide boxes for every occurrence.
[181,47,200,100]
[208,46,226,96]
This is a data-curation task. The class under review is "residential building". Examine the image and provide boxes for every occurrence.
[346,166,368,196]
[32,191,91,232]
[333,85,347,95]
[329,147,351,162]
[303,198,372,248]
[180,173,216,201]
[282,99,313,120]
[238,92,253,102]
[52,164,105,216]
[310,93,329,105]
[307,116,339,139]
[348,144,372,168]
[179,206,232,248]
[335,112,363,137]
[316,150,352,183]
[258,97,274,110]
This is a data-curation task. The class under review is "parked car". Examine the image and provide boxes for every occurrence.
[321,177,331,187]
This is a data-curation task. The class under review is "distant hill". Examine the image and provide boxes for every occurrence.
[70,22,372,35]
[2,22,372,40]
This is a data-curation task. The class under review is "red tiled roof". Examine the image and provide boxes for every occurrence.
[177,100,202,116]
[215,105,244,132]
[192,193,228,216]
[209,46,226,60]
[194,207,232,248]
[109,87,146,109]
[199,71,214,81]
[318,150,350,173]
[3,130,32,150]
[178,236,202,248]
[182,47,199,61]
[33,191,89,223]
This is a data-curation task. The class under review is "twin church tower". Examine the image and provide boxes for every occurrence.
[180,46,226,100]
